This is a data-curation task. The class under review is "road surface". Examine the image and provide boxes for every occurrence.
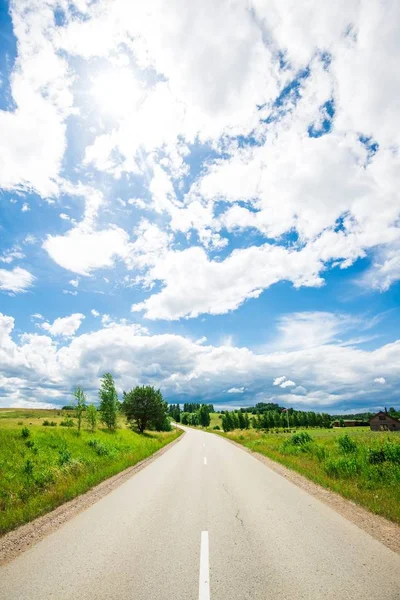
[1,426,400,599]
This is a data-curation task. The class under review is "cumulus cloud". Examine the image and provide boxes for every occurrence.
[0,2,73,196]
[40,313,85,338]
[227,387,245,394]
[280,379,296,388]
[374,377,386,384]
[132,244,323,320]
[0,312,398,411]
[273,376,296,388]
[0,267,35,293]
[43,226,130,276]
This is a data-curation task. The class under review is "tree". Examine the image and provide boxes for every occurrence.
[73,386,87,433]
[198,404,211,427]
[99,373,119,431]
[168,403,181,422]
[222,412,233,432]
[123,385,168,433]
[85,404,98,433]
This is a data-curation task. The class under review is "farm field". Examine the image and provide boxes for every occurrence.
[217,426,400,524]
[0,408,182,535]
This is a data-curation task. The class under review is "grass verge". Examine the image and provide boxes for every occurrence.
[216,428,400,524]
[0,422,182,535]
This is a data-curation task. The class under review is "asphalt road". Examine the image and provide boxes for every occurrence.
[1,426,400,600]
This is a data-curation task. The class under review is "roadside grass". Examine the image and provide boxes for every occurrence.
[0,409,182,535]
[209,412,223,428]
[217,427,400,524]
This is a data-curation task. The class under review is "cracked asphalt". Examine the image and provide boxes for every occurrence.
[1,426,400,599]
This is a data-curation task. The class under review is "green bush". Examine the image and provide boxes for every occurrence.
[314,445,328,462]
[288,431,312,446]
[42,420,57,427]
[368,447,386,464]
[87,439,110,456]
[58,447,72,466]
[213,425,220,430]
[337,433,357,454]
[324,456,360,478]
[23,458,34,476]
[21,426,30,438]
[383,440,400,464]
[60,418,74,427]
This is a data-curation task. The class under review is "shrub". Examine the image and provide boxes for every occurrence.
[23,459,34,476]
[213,425,220,430]
[60,418,74,427]
[337,433,357,454]
[87,439,110,456]
[42,420,57,427]
[289,432,312,446]
[17,421,23,425]
[314,445,328,462]
[21,427,30,438]
[368,447,386,464]
[324,456,360,478]
[58,447,72,466]
[383,441,400,465]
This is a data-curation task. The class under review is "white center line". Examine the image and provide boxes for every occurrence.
[199,531,210,600]
[204,456,207,466]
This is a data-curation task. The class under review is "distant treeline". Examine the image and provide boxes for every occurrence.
[168,403,214,427]
[222,409,332,432]
[167,400,400,433]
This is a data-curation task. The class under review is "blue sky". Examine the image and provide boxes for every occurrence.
[0,0,399,413]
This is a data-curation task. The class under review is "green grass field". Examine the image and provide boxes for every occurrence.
[217,426,400,524]
[0,408,181,535]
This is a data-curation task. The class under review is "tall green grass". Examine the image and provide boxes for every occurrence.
[218,428,400,523]
[0,425,181,535]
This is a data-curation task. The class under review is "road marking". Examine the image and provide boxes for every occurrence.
[199,531,210,600]
[204,456,207,465]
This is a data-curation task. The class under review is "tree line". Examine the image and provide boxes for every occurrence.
[168,403,214,427]
[69,373,171,434]
[222,408,332,432]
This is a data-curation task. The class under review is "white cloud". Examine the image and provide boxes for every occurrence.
[40,313,85,338]
[273,376,287,386]
[132,244,323,320]
[280,379,296,388]
[374,377,386,385]
[21,203,30,212]
[0,267,35,293]
[227,387,245,394]
[63,290,78,296]
[43,226,130,276]
[0,248,25,264]
[273,312,360,351]
[69,279,79,288]
[0,312,399,411]
[0,2,74,196]
[91,309,100,317]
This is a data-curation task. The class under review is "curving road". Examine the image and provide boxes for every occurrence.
[1,426,400,599]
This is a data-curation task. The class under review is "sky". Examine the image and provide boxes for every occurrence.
[0,0,399,413]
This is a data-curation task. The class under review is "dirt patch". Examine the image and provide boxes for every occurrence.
[0,432,184,566]
[225,436,400,555]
